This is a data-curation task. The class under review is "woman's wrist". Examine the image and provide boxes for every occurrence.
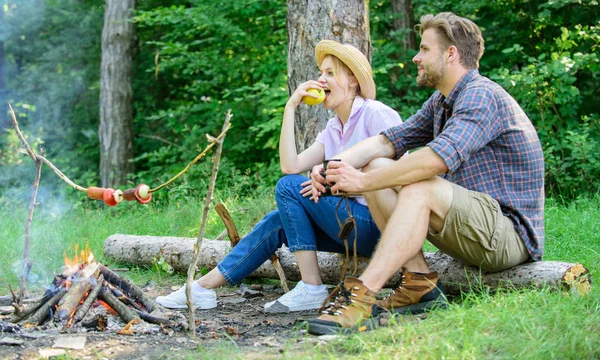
[285,100,299,110]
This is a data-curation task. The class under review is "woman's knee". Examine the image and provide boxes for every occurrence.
[275,174,305,198]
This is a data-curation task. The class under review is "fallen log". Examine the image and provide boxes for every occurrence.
[103,234,591,296]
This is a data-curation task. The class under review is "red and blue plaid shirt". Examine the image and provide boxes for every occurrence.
[382,69,545,261]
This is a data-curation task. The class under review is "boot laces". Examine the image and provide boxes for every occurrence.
[383,273,405,300]
[319,281,359,316]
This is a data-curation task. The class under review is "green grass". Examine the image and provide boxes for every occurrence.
[0,185,276,293]
[1,191,599,359]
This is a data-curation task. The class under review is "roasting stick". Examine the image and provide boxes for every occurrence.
[10,102,233,207]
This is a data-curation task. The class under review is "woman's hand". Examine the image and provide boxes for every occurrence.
[287,80,324,109]
[299,179,313,198]
[308,164,328,203]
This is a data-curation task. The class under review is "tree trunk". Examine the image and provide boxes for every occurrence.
[286,0,371,153]
[103,234,591,296]
[0,8,7,132]
[99,0,135,187]
[391,0,416,52]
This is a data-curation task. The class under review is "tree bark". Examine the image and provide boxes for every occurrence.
[103,234,591,296]
[286,0,371,152]
[99,0,135,187]
[391,0,416,52]
[0,7,6,132]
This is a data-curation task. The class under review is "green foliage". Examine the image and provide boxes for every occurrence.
[370,0,600,198]
[1,0,599,202]
[152,255,174,279]
[131,0,288,193]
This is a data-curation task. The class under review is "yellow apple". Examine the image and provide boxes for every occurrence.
[302,88,326,106]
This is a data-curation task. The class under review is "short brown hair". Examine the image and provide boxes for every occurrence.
[416,12,484,69]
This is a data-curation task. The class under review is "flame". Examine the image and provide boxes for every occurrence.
[62,244,95,276]
[98,300,117,314]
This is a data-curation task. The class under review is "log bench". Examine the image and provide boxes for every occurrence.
[103,234,591,296]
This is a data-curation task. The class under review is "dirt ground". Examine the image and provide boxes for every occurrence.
[0,282,349,359]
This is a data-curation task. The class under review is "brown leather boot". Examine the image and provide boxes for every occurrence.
[307,277,385,335]
[376,267,448,314]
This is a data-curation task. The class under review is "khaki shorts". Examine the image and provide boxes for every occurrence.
[427,183,530,272]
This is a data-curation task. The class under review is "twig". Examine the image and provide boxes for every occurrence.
[150,121,232,193]
[139,133,183,150]
[186,110,232,337]
[216,229,228,240]
[17,151,87,192]
[9,104,42,304]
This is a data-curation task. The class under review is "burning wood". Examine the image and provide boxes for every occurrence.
[8,248,184,333]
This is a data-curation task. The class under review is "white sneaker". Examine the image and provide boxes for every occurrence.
[156,283,217,309]
[264,281,329,313]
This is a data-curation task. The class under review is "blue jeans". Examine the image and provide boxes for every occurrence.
[217,174,381,284]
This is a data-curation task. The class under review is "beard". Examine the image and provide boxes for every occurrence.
[416,55,446,88]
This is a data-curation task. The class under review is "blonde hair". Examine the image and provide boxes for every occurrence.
[416,12,484,69]
[325,55,361,96]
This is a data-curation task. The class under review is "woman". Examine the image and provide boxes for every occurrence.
[157,40,402,313]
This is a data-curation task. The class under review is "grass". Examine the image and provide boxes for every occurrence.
[1,189,599,359]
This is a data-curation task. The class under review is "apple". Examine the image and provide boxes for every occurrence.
[137,184,150,199]
[302,88,325,106]
[113,189,124,204]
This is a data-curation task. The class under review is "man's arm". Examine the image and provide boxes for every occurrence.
[326,146,449,194]
[335,134,396,168]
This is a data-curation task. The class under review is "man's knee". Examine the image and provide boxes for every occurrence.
[361,157,395,173]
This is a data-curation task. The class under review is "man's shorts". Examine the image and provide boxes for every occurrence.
[427,183,530,272]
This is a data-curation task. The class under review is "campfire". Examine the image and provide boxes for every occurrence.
[8,245,185,333]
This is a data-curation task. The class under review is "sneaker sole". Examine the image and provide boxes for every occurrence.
[156,302,217,310]
[307,318,379,335]
[264,300,325,313]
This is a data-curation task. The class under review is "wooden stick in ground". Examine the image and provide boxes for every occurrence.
[186,110,232,337]
[9,104,42,304]
[99,289,140,324]
[215,203,289,293]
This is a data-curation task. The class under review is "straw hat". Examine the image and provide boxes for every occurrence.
[315,40,376,100]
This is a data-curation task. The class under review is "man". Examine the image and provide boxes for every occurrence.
[306,12,545,335]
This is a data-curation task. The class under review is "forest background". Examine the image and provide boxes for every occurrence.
[0,0,599,205]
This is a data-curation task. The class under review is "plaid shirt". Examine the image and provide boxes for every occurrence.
[382,69,545,261]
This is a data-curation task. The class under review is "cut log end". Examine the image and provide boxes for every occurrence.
[562,263,592,295]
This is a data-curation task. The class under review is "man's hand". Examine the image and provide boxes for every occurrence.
[324,161,366,194]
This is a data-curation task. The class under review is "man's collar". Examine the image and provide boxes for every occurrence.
[441,69,480,109]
